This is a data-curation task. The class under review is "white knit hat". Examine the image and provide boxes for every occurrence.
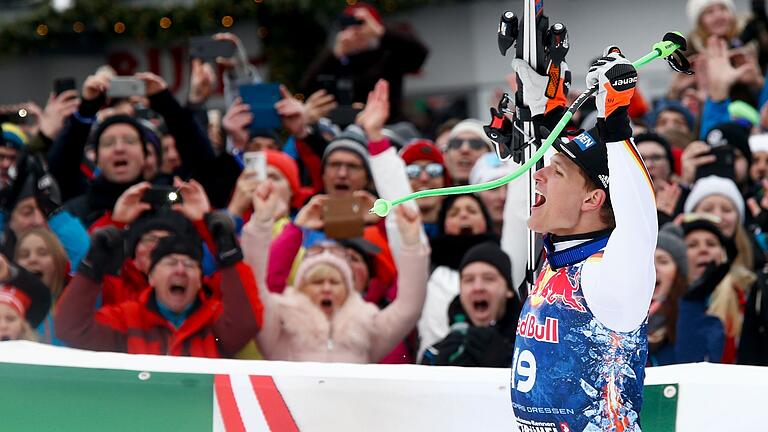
[684,175,744,223]
[749,134,768,155]
[448,119,493,150]
[686,0,735,26]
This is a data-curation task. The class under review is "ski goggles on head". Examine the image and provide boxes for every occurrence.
[447,138,488,151]
[405,163,444,179]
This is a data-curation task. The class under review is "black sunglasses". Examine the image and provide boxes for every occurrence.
[447,138,488,151]
[405,163,444,179]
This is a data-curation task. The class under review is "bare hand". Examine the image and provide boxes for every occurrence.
[655,180,682,216]
[747,179,768,218]
[222,98,253,151]
[135,72,168,97]
[704,36,750,101]
[172,177,211,221]
[0,253,10,281]
[227,170,260,217]
[355,79,389,141]
[188,58,217,104]
[39,90,81,140]
[353,190,380,225]
[394,205,422,246]
[213,33,244,70]
[294,194,328,230]
[304,89,337,124]
[354,7,385,41]
[251,180,280,225]
[274,85,308,138]
[680,141,716,185]
[112,182,152,224]
[82,74,110,101]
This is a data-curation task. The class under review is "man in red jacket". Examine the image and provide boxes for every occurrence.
[55,211,263,358]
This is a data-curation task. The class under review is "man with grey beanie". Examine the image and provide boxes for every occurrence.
[321,125,372,197]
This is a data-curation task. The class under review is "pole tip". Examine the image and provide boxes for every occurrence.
[369,199,393,217]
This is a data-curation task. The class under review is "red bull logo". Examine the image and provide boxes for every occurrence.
[535,270,587,313]
[517,313,559,343]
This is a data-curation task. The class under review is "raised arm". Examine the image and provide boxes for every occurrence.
[369,205,430,361]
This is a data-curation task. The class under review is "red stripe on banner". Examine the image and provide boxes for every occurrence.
[214,375,247,432]
[250,375,299,432]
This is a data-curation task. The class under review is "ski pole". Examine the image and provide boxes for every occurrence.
[370,32,687,217]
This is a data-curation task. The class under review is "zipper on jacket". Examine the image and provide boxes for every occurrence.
[327,323,334,351]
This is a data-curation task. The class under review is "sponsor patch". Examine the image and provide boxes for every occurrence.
[572,131,596,151]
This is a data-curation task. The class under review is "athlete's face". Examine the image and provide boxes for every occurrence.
[460,262,512,327]
[654,248,677,301]
[684,230,724,283]
[528,154,602,236]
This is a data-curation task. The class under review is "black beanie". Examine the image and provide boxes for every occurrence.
[92,115,147,161]
[149,234,202,272]
[459,242,513,291]
[705,122,752,166]
[126,210,195,257]
[634,131,674,172]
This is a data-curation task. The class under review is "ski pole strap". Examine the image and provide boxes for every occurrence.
[369,32,687,218]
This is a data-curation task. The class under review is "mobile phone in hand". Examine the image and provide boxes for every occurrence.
[53,78,77,96]
[141,185,183,208]
[695,145,735,181]
[189,36,236,62]
[322,196,364,239]
[243,151,267,181]
[108,77,146,98]
[238,83,282,132]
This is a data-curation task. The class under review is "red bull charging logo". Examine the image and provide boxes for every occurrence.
[531,267,587,313]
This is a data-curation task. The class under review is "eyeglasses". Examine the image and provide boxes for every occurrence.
[326,161,365,174]
[158,256,199,269]
[99,135,141,148]
[305,242,348,259]
[405,163,444,179]
[641,154,667,163]
[139,233,166,246]
[447,138,488,151]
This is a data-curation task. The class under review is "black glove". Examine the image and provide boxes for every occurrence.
[33,171,62,218]
[77,226,124,281]
[685,261,730,301]
[464,326,513,368]
[205,211,243,268]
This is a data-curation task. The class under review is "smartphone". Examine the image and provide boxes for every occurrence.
[141,186,183,208]
[189,36,236,62]
[323,196,364,239]
[243,151,267,181]
[108,77,146,98]
[696,145,735,180]
[337,14,363,29]
[238,83,282,132]
[53,78,77,96]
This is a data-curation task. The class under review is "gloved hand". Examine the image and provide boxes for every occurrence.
[464,326,513,368]
[77,226,124,281]
[34,172,62,218]
[586,47,637,119]
[205,210,243,268]
[511,58,570,118]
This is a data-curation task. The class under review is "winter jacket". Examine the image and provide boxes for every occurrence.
[54,262,263,358]
[64,176,141,230]
[242,219,429,363]
[421,295,520,367]
[738,266,768,365]
[101,259,149,306]
[301,29,428,122]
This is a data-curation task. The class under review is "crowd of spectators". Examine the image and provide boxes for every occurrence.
[0,0,767,370]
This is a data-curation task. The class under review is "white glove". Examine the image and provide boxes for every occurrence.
[511,58,570,117]
[585,47,637,119]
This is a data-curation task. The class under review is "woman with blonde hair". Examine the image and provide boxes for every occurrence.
[242,182,429,363]
[14,227,70,344]
[0,253,51,342]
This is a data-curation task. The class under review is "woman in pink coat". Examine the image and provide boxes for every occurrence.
[242,182,429,363]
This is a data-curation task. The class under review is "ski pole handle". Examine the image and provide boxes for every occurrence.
[370,33,686,218]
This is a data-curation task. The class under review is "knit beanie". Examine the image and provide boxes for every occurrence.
[126,210,195,258]
[651,100,696,132]
[459,242,513,291]
[448,119,493,150]
[92,115,147,161]
[684,175,745,223]
[264,149,303,208]
[382,122,421,150]
[687,0,735,26]
[294,251,355,294]
[749,133,768,155]
[469,153,515,185]
[681,217,727,248]
[149,234,202,272]
[634,132,674,172]
[706,122,751,165]
[1,123,27,150]
[657,223,689,280]
[400,139,452,186]
[322,125,371,178]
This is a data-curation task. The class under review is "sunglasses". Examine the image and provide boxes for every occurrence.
[447,138,488,151]
[405,163,444,179]
[305,242,348,259]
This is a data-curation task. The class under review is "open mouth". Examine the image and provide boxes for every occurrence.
[319,298,333,314]
[334,184,350,191]
[532,192,546,208]
[169,285,186,295]
[459,225,474,236]
[473,300,490,312]
[113,160,129,170]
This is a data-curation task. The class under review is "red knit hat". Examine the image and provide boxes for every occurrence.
[399,139,452,186]
[265,150,303,209]
[343,2,383,25]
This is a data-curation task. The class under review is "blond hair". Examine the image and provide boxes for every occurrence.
[708,225,755,339]
[14,228,69,299]
[299,264,345,291]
